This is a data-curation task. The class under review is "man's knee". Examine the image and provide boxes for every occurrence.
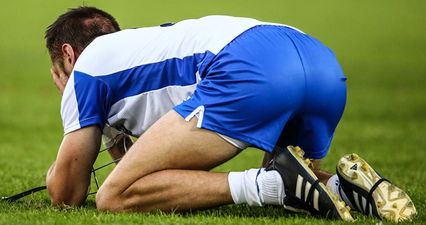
[96,185,125,212]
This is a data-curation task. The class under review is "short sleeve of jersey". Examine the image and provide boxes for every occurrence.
[61,71,111,134]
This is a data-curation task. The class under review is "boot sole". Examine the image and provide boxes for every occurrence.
[337,154,417,222]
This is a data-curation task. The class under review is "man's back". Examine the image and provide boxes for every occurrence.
[75,15,269,76]
[62,15,278,136]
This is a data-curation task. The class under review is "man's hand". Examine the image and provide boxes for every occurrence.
[46,126,101,207]
[50,64,69,95]
[101,126,133,162]
[106,134,133,162]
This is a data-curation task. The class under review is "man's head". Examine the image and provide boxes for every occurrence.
[45,6,120,76]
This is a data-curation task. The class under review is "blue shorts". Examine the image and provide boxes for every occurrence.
[174,25,346,159]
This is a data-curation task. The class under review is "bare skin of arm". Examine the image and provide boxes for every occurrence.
[47,44,110,207]
[262,151,333,184]
[46,126,101,207]
[48,64,104,207]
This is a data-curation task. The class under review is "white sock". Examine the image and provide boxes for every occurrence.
[326,174,354,209]
[228,168,285,206]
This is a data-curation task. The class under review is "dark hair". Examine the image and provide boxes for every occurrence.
[45,6,120,61]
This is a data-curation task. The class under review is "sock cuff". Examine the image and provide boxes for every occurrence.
[228,169,284,207]
[327,174,339,190]
[258,170,284,205]
[327,174,354,209]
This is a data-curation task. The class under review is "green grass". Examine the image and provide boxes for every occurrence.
[0,0,425,224]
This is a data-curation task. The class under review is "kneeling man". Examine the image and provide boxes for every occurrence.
[45,7,416,222]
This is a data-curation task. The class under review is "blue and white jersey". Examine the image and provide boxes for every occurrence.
[60,15,295,136]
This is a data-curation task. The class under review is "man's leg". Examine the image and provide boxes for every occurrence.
[96,110,242,212]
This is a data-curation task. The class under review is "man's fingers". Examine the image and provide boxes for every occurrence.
[57,68,69,85]
[52,66,68,85]
[51,67,66,95]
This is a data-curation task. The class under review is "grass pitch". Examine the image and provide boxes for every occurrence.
[0,1,425,224]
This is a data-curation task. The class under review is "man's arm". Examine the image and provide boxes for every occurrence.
[46,126,101,207]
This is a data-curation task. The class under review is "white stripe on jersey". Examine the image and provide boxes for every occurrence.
[107,83,197,136]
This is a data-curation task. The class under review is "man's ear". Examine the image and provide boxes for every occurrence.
[61,44,77,66]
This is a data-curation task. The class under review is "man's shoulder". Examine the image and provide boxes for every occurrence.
[72,15,275,77]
